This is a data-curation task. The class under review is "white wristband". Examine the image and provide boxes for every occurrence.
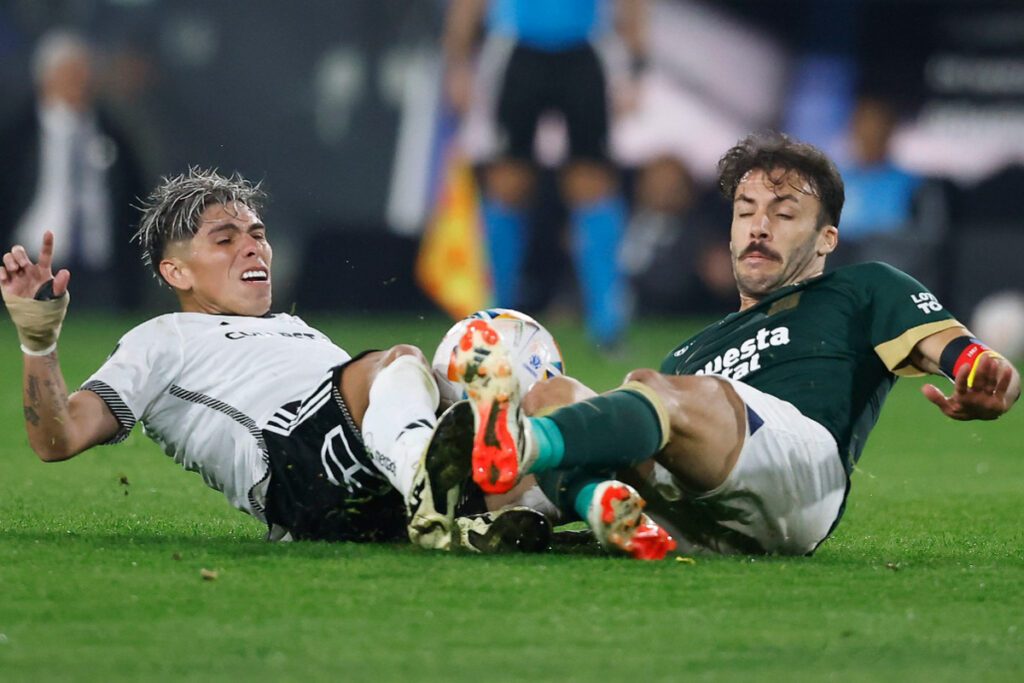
[21,342,57,356]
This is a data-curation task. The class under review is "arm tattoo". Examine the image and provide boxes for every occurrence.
[43,378,69,412]
[26,375,40,404]
[23,405,40,427]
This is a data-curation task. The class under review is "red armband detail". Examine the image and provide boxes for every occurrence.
[952,342,987,380]
[953,343,1005,388]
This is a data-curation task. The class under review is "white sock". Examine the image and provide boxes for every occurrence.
[361,355,440,498]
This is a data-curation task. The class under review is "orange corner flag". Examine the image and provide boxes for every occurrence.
[415,153,492,319]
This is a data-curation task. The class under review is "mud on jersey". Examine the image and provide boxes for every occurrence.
[661,262,962,471]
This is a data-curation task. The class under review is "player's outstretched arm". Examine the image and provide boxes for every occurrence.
[1,232,119,460]
[913,326,1021,421]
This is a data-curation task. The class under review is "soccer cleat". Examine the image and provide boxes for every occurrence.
[454,506,552,554]
[450,319,535,494]
[406,401,474,550]
[585,480,676,560]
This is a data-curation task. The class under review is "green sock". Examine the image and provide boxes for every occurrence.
[545,388,663,470]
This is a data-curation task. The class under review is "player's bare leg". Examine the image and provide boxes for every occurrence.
[620,369,746,492]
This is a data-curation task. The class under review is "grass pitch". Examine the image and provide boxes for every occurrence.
[1,313,1021,681]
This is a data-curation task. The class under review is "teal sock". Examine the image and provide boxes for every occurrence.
[573,481,599,522]
[527,416,564,472]
[536,468,615,522]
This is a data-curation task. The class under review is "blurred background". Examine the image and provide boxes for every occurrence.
[1,0,1022,353]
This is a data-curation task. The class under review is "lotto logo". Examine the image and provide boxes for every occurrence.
[912,292,943,314]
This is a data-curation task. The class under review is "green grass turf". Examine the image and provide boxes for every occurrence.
[1,313,1022,681]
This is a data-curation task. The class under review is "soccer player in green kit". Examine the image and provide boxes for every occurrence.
[416,131,1020,559]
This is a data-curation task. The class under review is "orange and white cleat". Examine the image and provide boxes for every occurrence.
[449,319,535,494]
[586,480,676,560]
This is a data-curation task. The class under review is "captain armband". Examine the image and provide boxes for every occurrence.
[938,336,1004,388]
[2,279,70,355]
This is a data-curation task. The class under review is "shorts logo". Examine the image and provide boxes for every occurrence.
[695,326,790,380]
[320,425,379,490]
[370,449,396,476]
[911,292,943,314]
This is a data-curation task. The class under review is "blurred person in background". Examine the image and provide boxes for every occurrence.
[836,96,921,243]
[620,154,736,315]
[442,0,648,349]
[0,28,148,310]
[830,95,947,288]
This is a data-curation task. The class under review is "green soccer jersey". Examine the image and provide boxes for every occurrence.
[661,262,962,471]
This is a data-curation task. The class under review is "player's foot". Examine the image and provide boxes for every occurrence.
[585,480,676,560]
[450,319,536,494]
[406,401,473,551]
[454,506,551,554]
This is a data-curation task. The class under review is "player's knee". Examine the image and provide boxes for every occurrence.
[673,376,739,435]
[622,367,663,387]
[523,375,595,416]
[562,161,615,203]
[485,161,533,206]
[379,344,427,367]
[622,369,723,431]
[622,367,682,417]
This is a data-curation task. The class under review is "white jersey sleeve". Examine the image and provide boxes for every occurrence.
[81,315,185,442]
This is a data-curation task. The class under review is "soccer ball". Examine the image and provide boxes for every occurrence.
[432,308,565,407]
[970,291,1024,361]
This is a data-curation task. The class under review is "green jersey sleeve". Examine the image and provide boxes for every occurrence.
[854,262,962,376]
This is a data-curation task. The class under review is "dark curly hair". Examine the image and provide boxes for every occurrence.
[717,132,844,229]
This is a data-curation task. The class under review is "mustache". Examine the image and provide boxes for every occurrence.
[740,242,781,261]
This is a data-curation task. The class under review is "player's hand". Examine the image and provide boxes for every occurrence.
[921,352,1019,420]
[0,232,70,301]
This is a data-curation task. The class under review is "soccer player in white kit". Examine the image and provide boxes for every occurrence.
[0,168,548,550]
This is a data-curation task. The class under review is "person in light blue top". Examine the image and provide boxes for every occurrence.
[836,96,922,240]
[443,0,647,348]
[486,0,607,49]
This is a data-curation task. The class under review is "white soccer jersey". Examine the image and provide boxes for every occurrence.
[81,312,351,521]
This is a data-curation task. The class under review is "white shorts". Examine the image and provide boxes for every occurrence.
[645,376,848,556]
